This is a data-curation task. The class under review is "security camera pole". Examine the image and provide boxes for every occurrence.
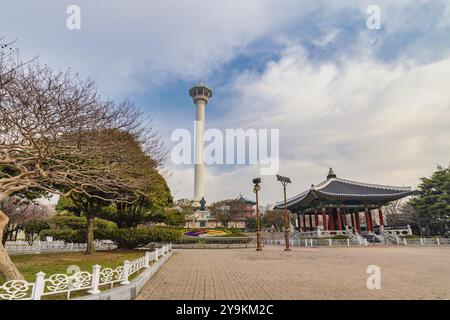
[277,175,292,251]
[253,178,262,251]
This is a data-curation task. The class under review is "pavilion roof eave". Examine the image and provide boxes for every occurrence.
[273,169,414,211]
[274,186,414,211]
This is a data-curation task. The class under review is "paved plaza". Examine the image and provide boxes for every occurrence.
[137,246,450,300]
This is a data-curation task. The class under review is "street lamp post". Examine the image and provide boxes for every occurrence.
[253,178,262,251]
[277,175,292,251]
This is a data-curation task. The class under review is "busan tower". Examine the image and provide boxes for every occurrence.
[189,81,212,208]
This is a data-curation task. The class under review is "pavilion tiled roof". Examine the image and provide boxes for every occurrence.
[235,195,256,205]
[274,168,414,211]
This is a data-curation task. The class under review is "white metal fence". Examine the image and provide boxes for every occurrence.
[396,237,450,246]
[266,237,450,247]
[265,238,368,247]
[0,243,172,300]
[6,240,117,255]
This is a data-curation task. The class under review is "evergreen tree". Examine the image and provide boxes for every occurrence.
[410,165,450,235]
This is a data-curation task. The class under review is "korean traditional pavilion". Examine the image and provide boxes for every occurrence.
[274,168,414,235]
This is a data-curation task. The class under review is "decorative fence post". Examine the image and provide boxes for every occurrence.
[347,239,350,246]
[31,272,46,300]
[420,238,424,246]
[437,238,440,245]
[169,243,172,251]
[145,251,150,268]
[88,265,101,295]
[121,261,131,285]
[328,239,332,247]
[403,238,407,246]
[304,239,308,247]
[155,249,159,261]
[407,225,412,235]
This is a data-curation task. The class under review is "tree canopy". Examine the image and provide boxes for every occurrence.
[409,165,450,235]
[0,41,170,280]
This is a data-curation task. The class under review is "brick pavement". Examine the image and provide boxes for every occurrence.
[136,246,450,300]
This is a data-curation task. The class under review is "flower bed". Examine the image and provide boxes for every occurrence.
[183,229,229,237]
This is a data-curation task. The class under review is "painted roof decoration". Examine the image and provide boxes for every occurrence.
[274,168,414,211]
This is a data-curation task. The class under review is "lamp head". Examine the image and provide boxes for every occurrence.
[276,175,291,184]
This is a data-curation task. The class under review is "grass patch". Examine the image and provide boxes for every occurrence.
[1,249,146,285]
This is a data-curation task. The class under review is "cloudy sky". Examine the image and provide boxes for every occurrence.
[1,0,449,205]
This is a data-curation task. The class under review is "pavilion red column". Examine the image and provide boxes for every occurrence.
[302,213,307,232]
[314,209,319,230]
[368,210,374,232]
[351,212,356,229]
[365,207,373,233]
[341,209,347,228]
[336,207,343,230]
[329,208,334,231]
[322,207,327,231]
[378,207,385,226]
[308,214,313,231]
[297,214,301,231]
[355,211,361,234]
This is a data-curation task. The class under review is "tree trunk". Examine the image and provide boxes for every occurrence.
[0,209,24,281]
[86,212,95,254]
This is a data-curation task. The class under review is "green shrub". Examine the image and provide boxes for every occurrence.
[48,215,86,230]
[148,227,180,242]
[40,228,111,243]
[398,234,419,239]
[40,229,77,242]
[22,220,51,245]
[332,234,349,240]
[108,227,180,249]
[48,215,117,231]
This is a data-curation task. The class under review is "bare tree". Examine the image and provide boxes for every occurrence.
[0,196,51,244]
[210,200,245,228]
[175,199,194,228]
[0,45,162,280]
[382,200,403,227]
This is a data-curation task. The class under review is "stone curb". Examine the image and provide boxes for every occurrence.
[73,251,174,300]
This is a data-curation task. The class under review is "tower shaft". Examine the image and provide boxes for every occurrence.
[189,81,212,207]
[194,100,205,203]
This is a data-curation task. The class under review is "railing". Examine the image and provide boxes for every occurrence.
[383,225,413,237]
[6,240,117,255]
[172,237,256,249]
[398,237,450,246]
[265,238,368,247]
[0,244,172,300]
[296,227,360,240]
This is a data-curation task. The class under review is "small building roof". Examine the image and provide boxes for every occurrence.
[234,195,256,205]
[274,168,414,212]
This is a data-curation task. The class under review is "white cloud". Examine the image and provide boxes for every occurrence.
[3,0,450,205]
[0,0,303,96]
[312,29,341,47]
[170,44,450,205]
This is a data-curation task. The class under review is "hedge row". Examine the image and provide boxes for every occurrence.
[48,215,117,230]
[109,227,180,249]
[40,227,180,249]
